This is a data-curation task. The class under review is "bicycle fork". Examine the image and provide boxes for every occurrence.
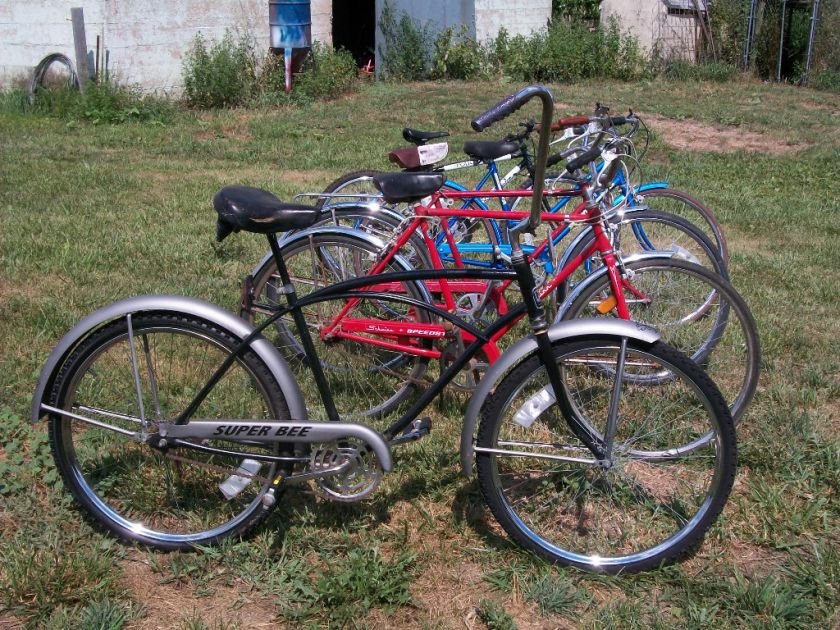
[510,245,609,461]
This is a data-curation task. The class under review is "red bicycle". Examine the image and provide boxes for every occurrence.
[244,138,759,431]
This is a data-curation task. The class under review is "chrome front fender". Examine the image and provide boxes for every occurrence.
[458,318,660,476]
[32,295,307,425]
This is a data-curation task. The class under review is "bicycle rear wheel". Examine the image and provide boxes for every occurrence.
[250,231,433,425]
[556,209,726,305]
[475,337,736,574]
[316,170,383,210]
[48,312,291,550]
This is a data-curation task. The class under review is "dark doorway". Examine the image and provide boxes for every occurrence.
[332,0,376,67]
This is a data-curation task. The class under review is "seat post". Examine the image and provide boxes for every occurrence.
[266,233,341,423]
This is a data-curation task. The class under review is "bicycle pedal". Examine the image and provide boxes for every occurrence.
[391,417,432,445]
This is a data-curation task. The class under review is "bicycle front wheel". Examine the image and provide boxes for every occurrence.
[475,337,736,574]
[560,257,760,423]
[47,312,291,550]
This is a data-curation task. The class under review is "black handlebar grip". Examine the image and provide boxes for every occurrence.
[606,116,628,127]
[546,152,564,169]
[472,86,547,132]
[566,144,603,173]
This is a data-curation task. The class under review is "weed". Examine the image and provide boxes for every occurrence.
[664,60,738,83]
[22,80,173,124]
[732,571,812,627]
[0,530,127,624]
[0,88,29,114]
[293,43,358,102]
[811,68,840,92]
[433,27,488,80]
[477,598,517,630]
[311,546,417,624]
[182,31,256,109]
[378,0,432,80]
[522,573,587,616]
[0,407,57,495]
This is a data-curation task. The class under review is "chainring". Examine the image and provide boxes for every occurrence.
[310,439,382,502]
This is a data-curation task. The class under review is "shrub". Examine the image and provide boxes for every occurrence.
[0,88,30,114]
[294,43,358,100]
[182,31,256,108]
[378,0,432,80]
[664,59,737,82]
[489,17,648,83]
[811,68,840,92]
[25,80,172,124]
[254,44,358,105]
[432,27,487,80]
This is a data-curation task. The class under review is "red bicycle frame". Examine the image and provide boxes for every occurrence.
[313,183,639,364]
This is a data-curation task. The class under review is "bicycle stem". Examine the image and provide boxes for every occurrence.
[507,88,554,257]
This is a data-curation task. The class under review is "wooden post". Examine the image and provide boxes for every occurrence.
[71,7,90,93]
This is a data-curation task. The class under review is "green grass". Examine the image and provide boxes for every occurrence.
[1,78,839,628]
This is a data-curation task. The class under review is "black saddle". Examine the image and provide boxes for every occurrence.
[213,185,319,241]
[372,172,444,204]
[403,128,450,145]
[462,140,520,161]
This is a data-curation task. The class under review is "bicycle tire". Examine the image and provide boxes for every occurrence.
[316,170,500,267]
[315,170,383,211]
[250,231,433,424]
[307,205,433,270]
[556,209,727,305]
[559,257,760,424]
[48,312,291,550]
[633,188,728,265]
[475,337,737,574]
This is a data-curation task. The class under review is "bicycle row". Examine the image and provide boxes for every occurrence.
[33,85,757,574]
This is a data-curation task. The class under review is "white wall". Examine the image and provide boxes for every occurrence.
[0,0,332,93]
[600,0,662,51]
[0,1,104,86]
[474,0,551,42]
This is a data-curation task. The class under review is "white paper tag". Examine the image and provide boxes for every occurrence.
[418,142,449,166]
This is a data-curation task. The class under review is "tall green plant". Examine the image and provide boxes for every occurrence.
[432,26,487,80]
[378,1,432,80]
[182,31,256,108]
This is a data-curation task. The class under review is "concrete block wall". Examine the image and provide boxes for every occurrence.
[473,0,551,42]
[1,0,331,93]
[0,1,105,86]
[601,0,662,51]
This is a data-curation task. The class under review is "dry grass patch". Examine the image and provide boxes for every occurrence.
[0,613,23,630]
[645,114,809,155]
[121,555,279,629]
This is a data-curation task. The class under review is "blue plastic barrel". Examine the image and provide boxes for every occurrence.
[269,0,312,49]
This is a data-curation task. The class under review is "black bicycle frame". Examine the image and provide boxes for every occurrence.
[176,232,606,459]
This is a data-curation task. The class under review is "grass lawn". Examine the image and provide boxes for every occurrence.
[1,78,839,628]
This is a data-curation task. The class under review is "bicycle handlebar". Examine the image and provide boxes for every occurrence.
[472,86,551,133]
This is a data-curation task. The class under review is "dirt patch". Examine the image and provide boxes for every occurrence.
[801,100,840,115]
[372,555,573,630]
[0,613,23,630]
[0,278,61,309]
[644,114,808,155]
[727,540,788,578]
[121,555,278,629]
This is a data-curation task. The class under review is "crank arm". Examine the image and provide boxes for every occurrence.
[283,458,354,485]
